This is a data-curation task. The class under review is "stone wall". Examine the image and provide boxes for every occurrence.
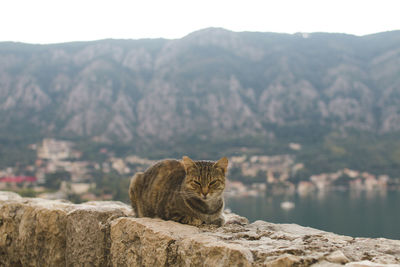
[1,191,399,266]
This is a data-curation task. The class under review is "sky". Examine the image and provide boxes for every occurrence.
[0,0,399,44]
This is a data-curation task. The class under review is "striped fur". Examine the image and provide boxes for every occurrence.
[129,156,228,226]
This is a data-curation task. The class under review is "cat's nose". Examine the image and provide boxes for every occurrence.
[201,187,209,198]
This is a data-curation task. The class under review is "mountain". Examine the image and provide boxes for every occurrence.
[1,28,400,173]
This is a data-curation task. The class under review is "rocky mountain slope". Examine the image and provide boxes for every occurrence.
[1,28,400,155]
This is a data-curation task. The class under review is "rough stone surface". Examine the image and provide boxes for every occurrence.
[1,191,400,266]
[0,191,73,266]
[0,191,133,266]
[326,250,350,264]
[65,201,134,266]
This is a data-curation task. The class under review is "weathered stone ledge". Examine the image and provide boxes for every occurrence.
[1,191,399,266]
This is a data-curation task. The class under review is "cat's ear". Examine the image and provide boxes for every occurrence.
[182,156,196,172]
[214,157,228,174]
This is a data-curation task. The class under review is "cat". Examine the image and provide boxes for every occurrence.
[129,156,228,227]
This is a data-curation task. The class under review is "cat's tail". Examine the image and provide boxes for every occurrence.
[129,172,144,216]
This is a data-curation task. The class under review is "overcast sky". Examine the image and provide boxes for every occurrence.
[1,0,399,44]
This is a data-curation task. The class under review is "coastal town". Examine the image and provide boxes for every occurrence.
[0,138,399,203]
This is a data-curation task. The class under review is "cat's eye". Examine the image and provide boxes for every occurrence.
[209,180,218,186]
[193,181,201,186]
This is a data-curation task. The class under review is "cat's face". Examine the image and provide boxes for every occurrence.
[181,156,228,201]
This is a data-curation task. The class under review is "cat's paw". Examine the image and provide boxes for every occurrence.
[175,216,203,226]
[211,216,225,227]
[187,217,204,226]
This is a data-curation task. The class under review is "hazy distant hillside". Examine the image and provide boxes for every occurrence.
[1,28,400,167]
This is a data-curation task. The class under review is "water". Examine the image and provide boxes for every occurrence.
[225,190,400,240]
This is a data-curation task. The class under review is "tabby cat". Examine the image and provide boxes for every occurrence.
[129,156,228,226]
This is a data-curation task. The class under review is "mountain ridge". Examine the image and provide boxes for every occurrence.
[1,29,400,170]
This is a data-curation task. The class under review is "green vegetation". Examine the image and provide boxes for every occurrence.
[89,170,131,203]
[44,171,71,190]
[295,132,400,178]
[16,188,37,198]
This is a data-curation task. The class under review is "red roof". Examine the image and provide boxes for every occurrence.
[0,176,37,183]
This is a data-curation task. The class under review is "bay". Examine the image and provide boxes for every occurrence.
[225,190,400,240]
